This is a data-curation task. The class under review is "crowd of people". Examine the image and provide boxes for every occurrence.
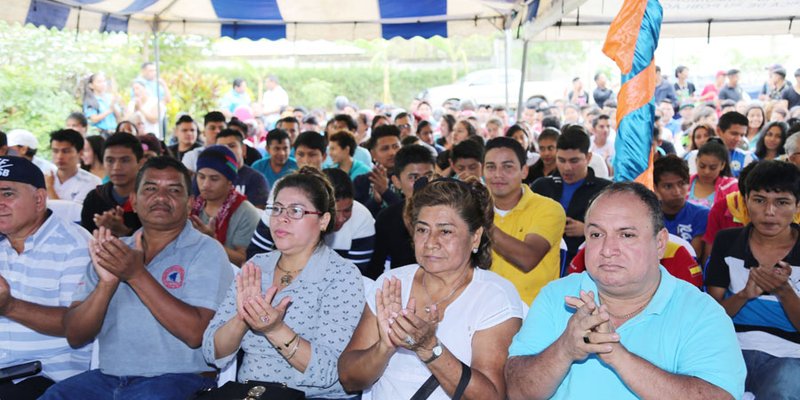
[0,61,799,400]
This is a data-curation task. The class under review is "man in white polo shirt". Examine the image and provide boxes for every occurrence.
[46,129,101,204]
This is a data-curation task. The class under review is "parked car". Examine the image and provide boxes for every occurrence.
[419,68,563,109]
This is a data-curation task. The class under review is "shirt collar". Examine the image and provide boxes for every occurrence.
[578,266,675,316]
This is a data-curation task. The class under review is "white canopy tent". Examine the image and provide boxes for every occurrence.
[526,0,800,41]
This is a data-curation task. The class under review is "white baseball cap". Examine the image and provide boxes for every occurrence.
[7,129,39,149]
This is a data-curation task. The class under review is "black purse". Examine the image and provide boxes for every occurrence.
[409,361,472,400]
[191,380,305,400]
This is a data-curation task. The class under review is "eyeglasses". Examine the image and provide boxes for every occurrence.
[266,204,323,220]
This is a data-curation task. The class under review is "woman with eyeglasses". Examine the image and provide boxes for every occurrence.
[338,177,523,400]
[202,167,364,399]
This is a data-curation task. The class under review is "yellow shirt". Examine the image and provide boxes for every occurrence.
[491,185,566,305]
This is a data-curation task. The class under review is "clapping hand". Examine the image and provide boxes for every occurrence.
[749,262,794,297]
[387,297,440,354]
[236,262,291,334]
[93,206,130,237]
[561,290,620,362]
[90,228,145,282]
[189,215,217,239]
[375,277,404,351]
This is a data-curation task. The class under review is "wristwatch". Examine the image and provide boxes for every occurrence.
[422,339,443,364]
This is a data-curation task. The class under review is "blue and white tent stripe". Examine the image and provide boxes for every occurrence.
[7,0,524,40]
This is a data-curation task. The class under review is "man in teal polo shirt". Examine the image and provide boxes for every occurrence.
[251,129,297,188]
[505,182,745,400]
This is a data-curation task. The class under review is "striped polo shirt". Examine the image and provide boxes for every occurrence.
[0,211,92,381]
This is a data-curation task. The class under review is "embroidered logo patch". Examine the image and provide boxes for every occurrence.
[162,265,185,289]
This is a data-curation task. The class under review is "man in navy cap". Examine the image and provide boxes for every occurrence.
[0,156,92,399]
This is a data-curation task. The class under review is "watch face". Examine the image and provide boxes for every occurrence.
[432,345,443,356]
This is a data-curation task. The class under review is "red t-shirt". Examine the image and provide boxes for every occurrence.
[567,242,703,288]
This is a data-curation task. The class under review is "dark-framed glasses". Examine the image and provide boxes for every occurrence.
[266,204,323,220]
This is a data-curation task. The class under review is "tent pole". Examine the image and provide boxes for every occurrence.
[152,18,164,140]
[516,39,529,122]
[504,26,512,109]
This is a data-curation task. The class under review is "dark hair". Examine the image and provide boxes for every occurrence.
[175,114,194,126]
[216,128,244,143]
[333,114,357,132]
[394,144,435,175]
[139,134,164,156]
[485,137,526,166]
[416,120,432,135]
[294,131,328,153]
[203,111,226,127]
[323,168,354,200]
[82,135,105,169]
[0,130,6,148]
[401,136,420,146]
[303,115,320,127]
[557,125,591,154]
[329,130,357,157]
[436,150,451,171]
[674,65,688,78]
[455,120,477,138]
[737,160,759,193]
[50,129,84,152]
[754,121,789,159]
[115,120,139,135]
[368,125,401,150]
[266,129,290,147]
[541,116,562,130]
[718,111,749,132]
[653,154,689,186]
[273,166,337,234]
[591,114,610,128]
[689,123,715,150]
[745,104,766,132]
[228,117,248,134]
[451,138,484,163]
[232,78,245,88]
[744,160,800,201]
[440,114,456,133]
[406,177,494,269]
[588,182,666,236]
[135,156,192,194]
[697,139,733,177]
[278,116,300,127]
[371,115,390,131]
[394,112,410,123]
[504,124,531,151]
[104,132,144,161]
[67,112,88,128]
[538,127,560,143]
[82,73,103,112]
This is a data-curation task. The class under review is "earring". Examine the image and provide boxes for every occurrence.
[472,247,479,254]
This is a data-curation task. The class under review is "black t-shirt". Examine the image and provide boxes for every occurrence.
[365,201,415,280]
[718,85,743,102]
[782,85,800,109]
[593,87,614,107]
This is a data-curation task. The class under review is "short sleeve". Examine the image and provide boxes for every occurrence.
[229,202,261,249]
[704,230,734,289]
[182,240,235,311]
[693,206,709,237]
[530,199,566,249]
[508,281,566,357]
[675,300,746,399]
[474,276,524,331]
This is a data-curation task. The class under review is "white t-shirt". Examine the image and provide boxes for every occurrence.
[262,86,289,116]
[588,151,610,179]
[54,168,102,204]
[364,265,524,400]
[589,140,615,163]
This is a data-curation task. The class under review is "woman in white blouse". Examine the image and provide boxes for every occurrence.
[339,177,523,399]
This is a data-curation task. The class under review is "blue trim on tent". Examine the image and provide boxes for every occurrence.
[382,21,446,39]
[527,0,541,22]
[25,0,70,29]
[121,0,159,14]
[212,0,282,20]
[221,24,286,40]
[101,14,129,33]
[73,0,104,4]
[378,0,446,18]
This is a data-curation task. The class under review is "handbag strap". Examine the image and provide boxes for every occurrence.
[409,362,472,400]
[452,362,472,400]
[409,374,440,400]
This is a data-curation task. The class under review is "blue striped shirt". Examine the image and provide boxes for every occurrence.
[0,211,92,382]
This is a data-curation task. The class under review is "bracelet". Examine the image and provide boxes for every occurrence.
[285,337,301,360]
[284,333,299,349]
